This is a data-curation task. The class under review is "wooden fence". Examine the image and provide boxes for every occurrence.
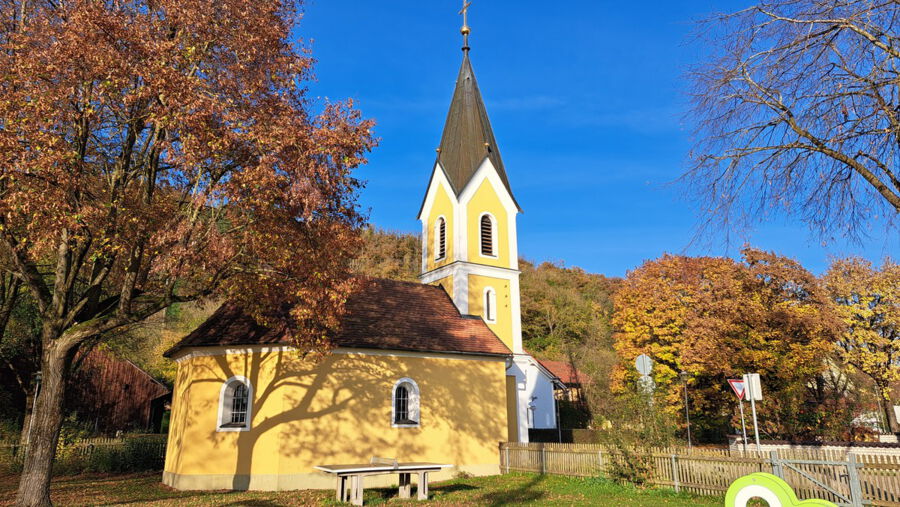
[499,442,900,507]
[0,434,167,471]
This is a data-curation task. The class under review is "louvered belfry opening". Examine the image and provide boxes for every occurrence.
[480,215,493,256]
[436,217,446,260]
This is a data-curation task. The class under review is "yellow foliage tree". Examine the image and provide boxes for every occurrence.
[824,258,900,434]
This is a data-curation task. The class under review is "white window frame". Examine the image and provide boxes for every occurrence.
[391,377,420,428]
[483,286,497,323]
[478,212,498,259]
[217,376,253,432]
[433,215,447,262]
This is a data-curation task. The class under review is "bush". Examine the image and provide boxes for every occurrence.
[595,389,678,485]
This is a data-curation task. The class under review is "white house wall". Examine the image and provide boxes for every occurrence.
[508,354,558,442]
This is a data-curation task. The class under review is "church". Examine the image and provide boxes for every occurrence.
[162,17,561,491]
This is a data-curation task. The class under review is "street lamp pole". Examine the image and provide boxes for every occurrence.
[680,370,692,449]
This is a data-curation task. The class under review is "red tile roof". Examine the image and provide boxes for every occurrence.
[164,278,511,358]
[536,359,591,386]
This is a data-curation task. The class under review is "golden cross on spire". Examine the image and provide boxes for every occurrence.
[459,0,472,51]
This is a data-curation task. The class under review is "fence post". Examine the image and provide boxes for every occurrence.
[597,449,604,476]
[671,454,680,493]
[770,451,784,479]
[541,445,546,474]
[846,453,863,507]
[505,445,510,474]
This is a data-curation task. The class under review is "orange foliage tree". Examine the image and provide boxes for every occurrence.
[612,248,842,441]
[0,1,375,504]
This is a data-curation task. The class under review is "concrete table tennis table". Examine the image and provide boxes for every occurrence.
[314,461,452,505]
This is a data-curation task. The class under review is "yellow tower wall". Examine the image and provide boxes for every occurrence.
[429,275,453,297]
[163,347,507,491]
[467,274,513,350]
[466,179,511,268]
[424,184,455,273]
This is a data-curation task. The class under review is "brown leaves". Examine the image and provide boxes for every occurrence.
[0,0,375,348]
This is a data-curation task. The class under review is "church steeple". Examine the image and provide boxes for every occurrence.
[436,53,520,211]
[418,2,523,355]
[418,2,534,444]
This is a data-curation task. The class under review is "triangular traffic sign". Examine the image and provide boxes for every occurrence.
[728,379,746,400]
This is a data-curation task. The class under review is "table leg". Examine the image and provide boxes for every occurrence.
[353,474,364,506]
[399,473,411,499]
[336,476,346,502]
[417,471,429,500]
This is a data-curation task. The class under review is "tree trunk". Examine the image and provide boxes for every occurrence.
[877,382,899,435]
[15,339,73,507]
[18,386,35,448]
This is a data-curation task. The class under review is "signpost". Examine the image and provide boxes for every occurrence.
[635,354,652,375]
[742,373,763,450]
[635,354,654,394]
[728,379,749,454]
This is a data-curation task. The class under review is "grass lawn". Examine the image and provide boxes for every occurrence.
[0,472,722,505]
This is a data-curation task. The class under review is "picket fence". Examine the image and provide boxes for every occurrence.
[499,442,900,507]
[0,434,167,468]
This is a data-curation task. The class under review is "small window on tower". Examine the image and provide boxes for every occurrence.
[480,214,495,257]
[484,287,497,323]
[434,217,446,261]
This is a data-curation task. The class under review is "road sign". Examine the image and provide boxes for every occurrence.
[743,373,763,449]
[635,354,653,376]
[728,379,746,400]
[742,373,763,401]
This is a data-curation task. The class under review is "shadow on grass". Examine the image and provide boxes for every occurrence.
[365,480,480,502]
[51,474,244,506]
[218,501,282,507]
[432,483,479,494]
[478,473,547,506]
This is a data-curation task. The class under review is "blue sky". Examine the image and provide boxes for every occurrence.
[301,1,898,277]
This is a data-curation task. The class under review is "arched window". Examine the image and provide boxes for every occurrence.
[484,287,497,323]
[434,217,446,261]
[480,213,495,257]
[218,377,253,431]
[392,378,420,427]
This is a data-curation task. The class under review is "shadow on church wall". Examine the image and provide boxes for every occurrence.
[166,347,507,489]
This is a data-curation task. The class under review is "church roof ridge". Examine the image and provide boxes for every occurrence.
[436,52,521,211]
[163,277,511,358]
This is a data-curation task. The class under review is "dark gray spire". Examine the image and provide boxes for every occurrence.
[436,53,521,211]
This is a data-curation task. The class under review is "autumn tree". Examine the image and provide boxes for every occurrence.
[520,260,620,357]
[0,0,375,504]
[351,228,421,282]
[824,257,900,434]
[686,1,900,240]
[612,249,841,441]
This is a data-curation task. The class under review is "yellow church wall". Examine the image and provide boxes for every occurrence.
[467,274,513,350]
[425,184,455,273]
[466,179,510,268]
[163,347,507,491]
[429,275,453,298]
